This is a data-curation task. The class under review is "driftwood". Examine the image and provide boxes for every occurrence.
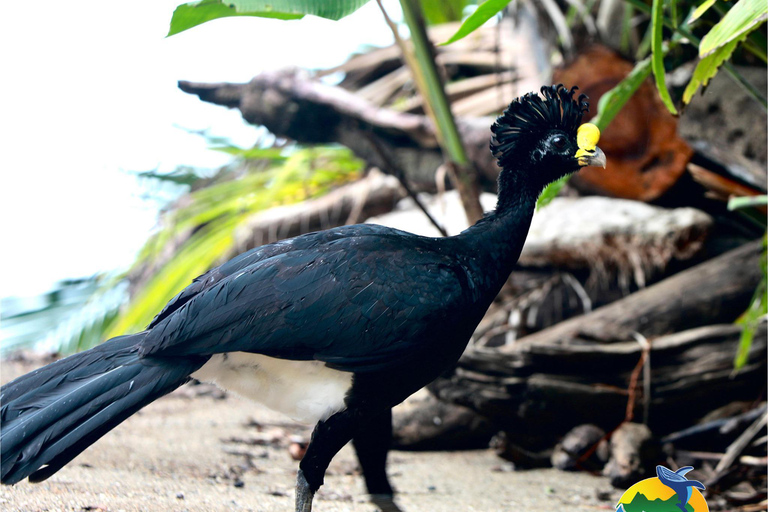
[496,238,760,347]
[550,424,607,471]
[325,18,547,116]
[391,394,496,451]
[602,423,661,487]
[430,240,766,447]
[662,403,767,449]
[232,169,405,254]
[179,72,499,191]
[518,197,713,289]
[661,404,768,506]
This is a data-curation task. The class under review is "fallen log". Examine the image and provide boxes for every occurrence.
[603,423,661,487]
[391,394,496,451]
[232,169,405,253]
[434,321,766,450]
[503,238,760,346]
[179,71,499,191]
[518,197,712,290]
[430,240,766,446]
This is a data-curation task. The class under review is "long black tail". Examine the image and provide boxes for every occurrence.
[1,333,206,484]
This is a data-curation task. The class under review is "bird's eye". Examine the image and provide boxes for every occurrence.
[552,135,567,149]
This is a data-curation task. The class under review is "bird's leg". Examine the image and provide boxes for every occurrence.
[352,408,403,512]
[296,409,359,512]
[295,469,314,512]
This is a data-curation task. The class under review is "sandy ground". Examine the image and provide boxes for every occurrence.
[1,357,621,512]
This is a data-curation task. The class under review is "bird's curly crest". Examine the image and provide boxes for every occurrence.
[490,84,589,169]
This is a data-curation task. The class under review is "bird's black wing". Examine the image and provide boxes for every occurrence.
[140,226,474,372]
[148,225,395,329]
[149,237,306,329]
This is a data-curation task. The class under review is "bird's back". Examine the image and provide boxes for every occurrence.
[140,223,481,373]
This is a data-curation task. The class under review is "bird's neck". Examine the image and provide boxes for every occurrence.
[452,176,539,299]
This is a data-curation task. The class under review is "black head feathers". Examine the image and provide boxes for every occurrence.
[490,84,589,170]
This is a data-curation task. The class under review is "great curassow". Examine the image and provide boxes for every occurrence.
[0,85,606,512]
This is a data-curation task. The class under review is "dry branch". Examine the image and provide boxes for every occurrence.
[232,169,404,254]
[507,238,763,347]
[179,71,499,191]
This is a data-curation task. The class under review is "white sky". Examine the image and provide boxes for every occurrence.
[0,0,398,297]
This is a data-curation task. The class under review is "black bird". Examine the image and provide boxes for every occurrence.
[0,85,605,511]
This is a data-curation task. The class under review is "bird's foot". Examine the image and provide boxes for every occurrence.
[296,469,315,512]
[370,493,404,512]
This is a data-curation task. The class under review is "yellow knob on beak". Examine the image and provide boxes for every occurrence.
[574,123,606,168]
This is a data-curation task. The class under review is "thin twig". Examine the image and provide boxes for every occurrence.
[562,272,592,313]
[363,131,448,237]
[675,450,768,467]
[625,333,651,424]
[632,332,652,425]
[713,411,768,476]
[345,175,371,225]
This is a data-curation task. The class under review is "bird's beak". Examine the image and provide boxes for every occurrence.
[576,146,606,168]
[574,123,607,168]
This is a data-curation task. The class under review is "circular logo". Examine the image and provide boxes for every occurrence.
[616,466,708,512]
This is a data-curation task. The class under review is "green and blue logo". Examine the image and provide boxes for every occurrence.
[616,465,708,512]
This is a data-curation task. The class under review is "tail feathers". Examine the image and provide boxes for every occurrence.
[1,332,206,485]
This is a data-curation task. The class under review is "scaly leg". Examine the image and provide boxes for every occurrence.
[295,469,314,512]
[296,409,359,512]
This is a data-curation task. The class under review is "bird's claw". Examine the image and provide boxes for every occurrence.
[370,493,404,512]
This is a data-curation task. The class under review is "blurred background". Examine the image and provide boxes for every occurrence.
[1,0,766,509]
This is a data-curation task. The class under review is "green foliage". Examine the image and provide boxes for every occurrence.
[1,276,126,356]
[105,146,363,338]
[168,0,369,36]
[683,30,751,104]
[728,195,768,210]
[699,0,768,57]
[650,0,677,115]
[622,0,766,109]
[531,0,765,207]
[135,167,207,187]
[727,198,768,371]
[398,0,469,166]
[621,490,694,512]
[734,270,767,371]
[4,145,360,352]
[210,145,289,162]
[440,0,509,45]
[536,176,569,210]
[4,144,364,354]
[420,0,468,25]
[689,0,718,24]
[592,56,653,132]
